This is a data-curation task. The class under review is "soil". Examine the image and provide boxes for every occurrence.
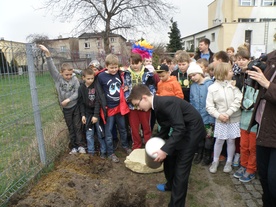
[8,145,246,207]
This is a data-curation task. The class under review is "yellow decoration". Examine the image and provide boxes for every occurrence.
[183,79,189,86]
[135,40,154,49]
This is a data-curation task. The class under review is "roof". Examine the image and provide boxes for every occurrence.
[78,32,126,41]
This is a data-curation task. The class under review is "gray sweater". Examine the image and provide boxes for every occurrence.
[46,57,79,109]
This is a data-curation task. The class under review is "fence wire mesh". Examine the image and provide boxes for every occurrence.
[0,42,76,206]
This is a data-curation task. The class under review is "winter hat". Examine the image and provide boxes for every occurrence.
[187,62,204,76]
[156,64,169,73]
[145,65,155,72]
[89,60,101,68]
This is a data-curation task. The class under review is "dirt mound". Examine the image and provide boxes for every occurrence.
[8,148,245,207]
[9,150,169,207]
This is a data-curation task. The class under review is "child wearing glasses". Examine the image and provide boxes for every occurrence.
[128,84,205,207]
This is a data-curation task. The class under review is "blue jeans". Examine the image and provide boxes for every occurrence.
[257,145,276,207]
[86,121,106,155]
[105,113,129,156]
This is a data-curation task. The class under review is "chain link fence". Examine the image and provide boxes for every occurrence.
[0,41,125,206]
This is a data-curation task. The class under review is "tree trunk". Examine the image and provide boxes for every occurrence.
[104,19,111,54]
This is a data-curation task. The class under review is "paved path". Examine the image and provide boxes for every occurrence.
[230,168,263,207]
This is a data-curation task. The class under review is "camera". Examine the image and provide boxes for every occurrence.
[244,54,267,86]
[247,57,267,72]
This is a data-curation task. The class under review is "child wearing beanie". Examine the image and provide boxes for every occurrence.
[188,62,215,166]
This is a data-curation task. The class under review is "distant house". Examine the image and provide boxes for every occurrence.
[78,32,129,66]
[46,36,79,60]
[0,39,27,74]
[181,0,276,57]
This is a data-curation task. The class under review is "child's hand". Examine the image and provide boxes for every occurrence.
[91,117,98,124]
[82,116,86,124]
[153,149,167,162]
[38,44,51,57]
[123,86,129,92]
[223,114,229,121]
[61,98,70,107]
[218,114,228,123]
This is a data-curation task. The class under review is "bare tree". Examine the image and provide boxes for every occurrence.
[26,34,50,72]
[41,0,176,54]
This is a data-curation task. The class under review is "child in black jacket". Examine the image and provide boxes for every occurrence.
[78,68,106,158]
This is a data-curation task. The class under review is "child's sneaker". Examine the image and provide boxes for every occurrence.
[78,147,86,154]
[124,148,132,155]
[232,153,240,167]
[108,154,119,163]
[100,153,106,159]
[69,148,78,154]
[223,161,232,173]
[239,172,255,183]
[233,166,246,179]
[209,161,219,173]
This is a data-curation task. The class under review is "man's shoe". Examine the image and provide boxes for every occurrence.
[223,161,232,173]
[233,166,246,179]
[239,172,255,183]
[78,147,86,154]
[209,161,219,173]
[108,154,119,163]
[69,148,78,155]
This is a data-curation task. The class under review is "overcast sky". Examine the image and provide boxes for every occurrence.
[0,0,214,44]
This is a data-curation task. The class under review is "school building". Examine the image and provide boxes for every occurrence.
[181,0,276,58]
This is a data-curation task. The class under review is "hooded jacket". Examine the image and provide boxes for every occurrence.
[46,57,79,109]
[127,66,156,110]
[156,75,184,99]
[190,77,215,124]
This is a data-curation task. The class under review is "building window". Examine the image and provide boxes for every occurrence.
[97,41,101,48]
[239,0,256,6]
[60,46,66,52]
[245,30,252,47]
[86,54,91,58]
[186,40,194,52]
[238,18,256,22]
[260,18,276,22]
[84,42,90,49]
[262,0,276,6]
[211,33,215,42]
[110,38,115,43]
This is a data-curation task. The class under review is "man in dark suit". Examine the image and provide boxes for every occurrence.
[128,84,206,207]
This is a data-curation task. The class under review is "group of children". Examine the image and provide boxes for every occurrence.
[154,45,258,185]
[39,45,132,163]
[38,40,263,206]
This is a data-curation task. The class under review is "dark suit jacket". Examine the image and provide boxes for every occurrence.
[153,95,205,155]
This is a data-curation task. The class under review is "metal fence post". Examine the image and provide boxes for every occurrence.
[26,43,47,165]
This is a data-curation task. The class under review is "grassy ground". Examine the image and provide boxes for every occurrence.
[0,73,68,204]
